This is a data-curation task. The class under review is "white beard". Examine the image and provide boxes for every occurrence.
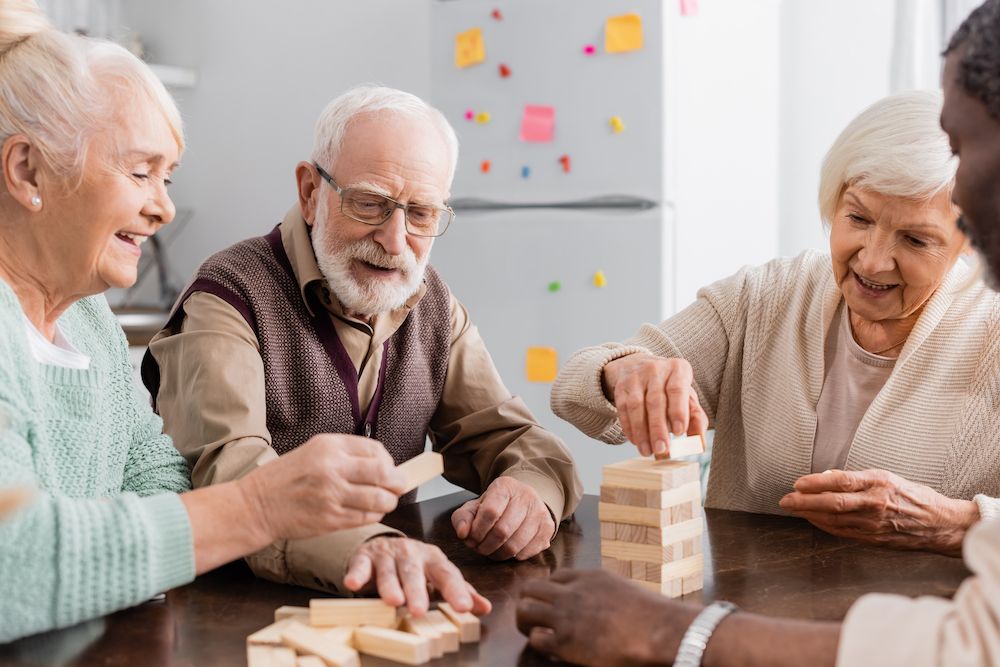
[311,197,429,315]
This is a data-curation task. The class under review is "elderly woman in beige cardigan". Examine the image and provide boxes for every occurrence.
[552,90,1000,556]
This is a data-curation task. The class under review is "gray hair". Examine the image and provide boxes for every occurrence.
[0,0,184,187]
[310,84,459,187]
[818,90,957,228]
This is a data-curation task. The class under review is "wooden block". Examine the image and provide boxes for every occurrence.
[645,481,702,509]
[644,554,704,584]
[601,519,703,561]
[654,434,706,460]
[248,645,298,667]
[438,602,481,642]
[603,457,700,490]
[424,610,459,652]
[272,647,298,667]
[309,598,397,628]
[671,500,695,524]
[600,521,617,540]
[275,605,311,623]
[397,451,444,494]
[614,521,647,543]
[354,626,432,665]
[0,486,33,521]
[599,502,670,528]
[641,518,704,547]
[298,657,328,667]
[630,561,646,581]
[601,555,631,577]
[684,536,703,557]
[600,485,648,507]
[400,614,444,658]
[635,578,684,598]
[322,627,355,647]
[248,618,298,646]
[281,621,361,667]
[682,573,704,595]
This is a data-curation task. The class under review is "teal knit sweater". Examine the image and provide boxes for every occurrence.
[0,279,195,642]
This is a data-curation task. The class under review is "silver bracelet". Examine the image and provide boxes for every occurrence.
[673,601,740,667]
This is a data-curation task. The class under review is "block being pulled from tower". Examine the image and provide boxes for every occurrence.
[599,434,705,597]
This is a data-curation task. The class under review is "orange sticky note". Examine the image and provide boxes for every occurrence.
[605,13,643,53]
[456,27,486,68]
[526,347,558,383]
[519,104,555,143]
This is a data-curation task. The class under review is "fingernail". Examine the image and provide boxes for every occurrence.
[779,496,791,507]
[654,440,666,454]
[673,422,683,435]
[458,594,472,610]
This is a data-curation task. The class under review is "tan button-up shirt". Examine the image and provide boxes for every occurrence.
[148,205,582,594]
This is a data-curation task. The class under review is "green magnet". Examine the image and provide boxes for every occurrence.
[548,281,561,292]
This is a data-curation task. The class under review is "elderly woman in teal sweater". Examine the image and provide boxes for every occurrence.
[0,0,489,643]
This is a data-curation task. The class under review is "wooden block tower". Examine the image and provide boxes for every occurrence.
[599,435,705,597]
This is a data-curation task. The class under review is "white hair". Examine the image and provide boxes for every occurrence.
[310,84,459,187]
[818,90,958,228]
[0,0,184,188]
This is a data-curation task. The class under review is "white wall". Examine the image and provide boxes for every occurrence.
[778,0,896,258]
[121,0,432,287]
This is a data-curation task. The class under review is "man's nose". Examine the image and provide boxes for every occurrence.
[373,207,409,256]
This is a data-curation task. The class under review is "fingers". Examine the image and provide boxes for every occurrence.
[779,490,875,514]
[513,524,552,561]
[476,499,529,557]
[369,546,406,608]
[792,469,887,494]
[528,626,560,655]
[618,384,652,457]
[664,365,694,437]
[610,356,699,457]
[466,484,511,546]
[451,499,480,540]
[516,597,555,636]
[424,558,473,613]
[687,393,709,437]
[467,583,492,616]
[343,551,374,592]
[520,576,561,602]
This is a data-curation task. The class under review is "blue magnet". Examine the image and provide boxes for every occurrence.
[522,166,530,178]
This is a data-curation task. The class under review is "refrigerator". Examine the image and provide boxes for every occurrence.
[426,0,670,494]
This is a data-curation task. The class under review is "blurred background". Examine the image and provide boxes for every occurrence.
[39,0,984,497]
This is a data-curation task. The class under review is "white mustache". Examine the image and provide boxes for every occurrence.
[347,237,417,273]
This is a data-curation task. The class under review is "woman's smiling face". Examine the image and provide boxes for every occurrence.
[829,187,967,325]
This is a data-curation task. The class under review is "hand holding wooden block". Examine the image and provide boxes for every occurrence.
[397,451,445,494]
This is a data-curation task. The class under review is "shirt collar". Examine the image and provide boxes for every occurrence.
[278,203,427,332]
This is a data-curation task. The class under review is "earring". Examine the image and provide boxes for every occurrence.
[31,197,41,206]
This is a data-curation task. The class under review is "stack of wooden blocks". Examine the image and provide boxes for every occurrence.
[599,435,705,597]
[246,598,480,667]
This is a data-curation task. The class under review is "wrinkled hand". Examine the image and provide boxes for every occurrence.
[452,477,555,560]
[240,434,407,542]
[602,353,709,457]
[517,569,698,667]
[779,469,980,557]
[345,536,492,617]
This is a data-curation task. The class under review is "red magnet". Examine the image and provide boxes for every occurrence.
[464,109,474,121]
[583,44,596,55]
[481,160,491,173]
[559,155,571,173]
[499,63,511,77]
[492,9,502,20]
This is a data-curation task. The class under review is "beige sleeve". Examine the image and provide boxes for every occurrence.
[428,294,583,523]
[148,291,400,595]
[837,518,1000,666]
[550,296,730,445]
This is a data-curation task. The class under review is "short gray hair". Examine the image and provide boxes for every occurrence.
[0,0,184,187]
[310,84,459,187]
[818,90,957,228]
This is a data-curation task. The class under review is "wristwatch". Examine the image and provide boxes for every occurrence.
[673,600,740,667]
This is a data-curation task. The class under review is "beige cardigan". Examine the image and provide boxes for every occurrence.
[551,250,1000,518]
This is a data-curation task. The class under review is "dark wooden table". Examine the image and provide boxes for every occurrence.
[0,492,972,666]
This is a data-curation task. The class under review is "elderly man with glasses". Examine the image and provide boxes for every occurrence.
[142,85,582,613]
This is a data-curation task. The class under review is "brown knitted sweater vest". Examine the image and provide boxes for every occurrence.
[144,225,452,504]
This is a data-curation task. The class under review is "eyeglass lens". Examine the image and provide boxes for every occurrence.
[343,190,447,236]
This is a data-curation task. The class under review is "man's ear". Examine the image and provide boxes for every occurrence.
[296,161,321,226]
[2,135,42,210]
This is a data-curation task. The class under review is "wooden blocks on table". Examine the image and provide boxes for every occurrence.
[248,598,481,666]
[600,455,704,599]
[397,451,445,494]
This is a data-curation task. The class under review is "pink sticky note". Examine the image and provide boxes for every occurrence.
[583,44,596,55]
[518,104,555,143]
[680,0,699,16]
[465,109,474,120]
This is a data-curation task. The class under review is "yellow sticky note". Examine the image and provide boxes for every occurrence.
[456,27,486,68]
[526,347,558,383]
[605,13,643,53]
[593,271,607,287]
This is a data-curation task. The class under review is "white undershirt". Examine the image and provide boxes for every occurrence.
[22,313,91,370]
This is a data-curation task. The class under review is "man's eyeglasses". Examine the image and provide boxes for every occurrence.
[314,163,455,238]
